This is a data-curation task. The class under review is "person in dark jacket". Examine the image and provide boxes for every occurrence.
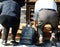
[0,0,21,45]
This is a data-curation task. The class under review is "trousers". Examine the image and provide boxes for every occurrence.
[37,9,58,37]
[1,15,20,42]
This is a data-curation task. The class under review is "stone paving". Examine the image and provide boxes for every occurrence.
[0,39,60,47]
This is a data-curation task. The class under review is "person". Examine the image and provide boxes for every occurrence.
[0,1,3,39]
[33,0,58,46]
[0,0,20,45]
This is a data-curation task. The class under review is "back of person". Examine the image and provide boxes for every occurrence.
[33,0,58,46]
[33,0,57,21]
[1,0,20,18]
[35,0,57,10]
[0,0,20,45]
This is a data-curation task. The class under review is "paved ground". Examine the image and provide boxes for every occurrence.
[0,39,60,47]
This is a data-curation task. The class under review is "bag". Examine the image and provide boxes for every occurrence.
[20,23,35,45]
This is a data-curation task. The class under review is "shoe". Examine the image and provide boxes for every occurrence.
[50,37,57,46]
[2,40,7,46]
[51,42,57,46]
[35,43,44,46]
[10,40,19,46]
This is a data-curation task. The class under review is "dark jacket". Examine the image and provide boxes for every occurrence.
[1,0,20,18]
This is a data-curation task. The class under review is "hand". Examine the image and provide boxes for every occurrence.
[34,18,38,27]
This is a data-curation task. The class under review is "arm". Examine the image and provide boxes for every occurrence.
[33,1,38,27]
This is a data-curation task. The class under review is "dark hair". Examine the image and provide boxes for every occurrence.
[13,0,25,7]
